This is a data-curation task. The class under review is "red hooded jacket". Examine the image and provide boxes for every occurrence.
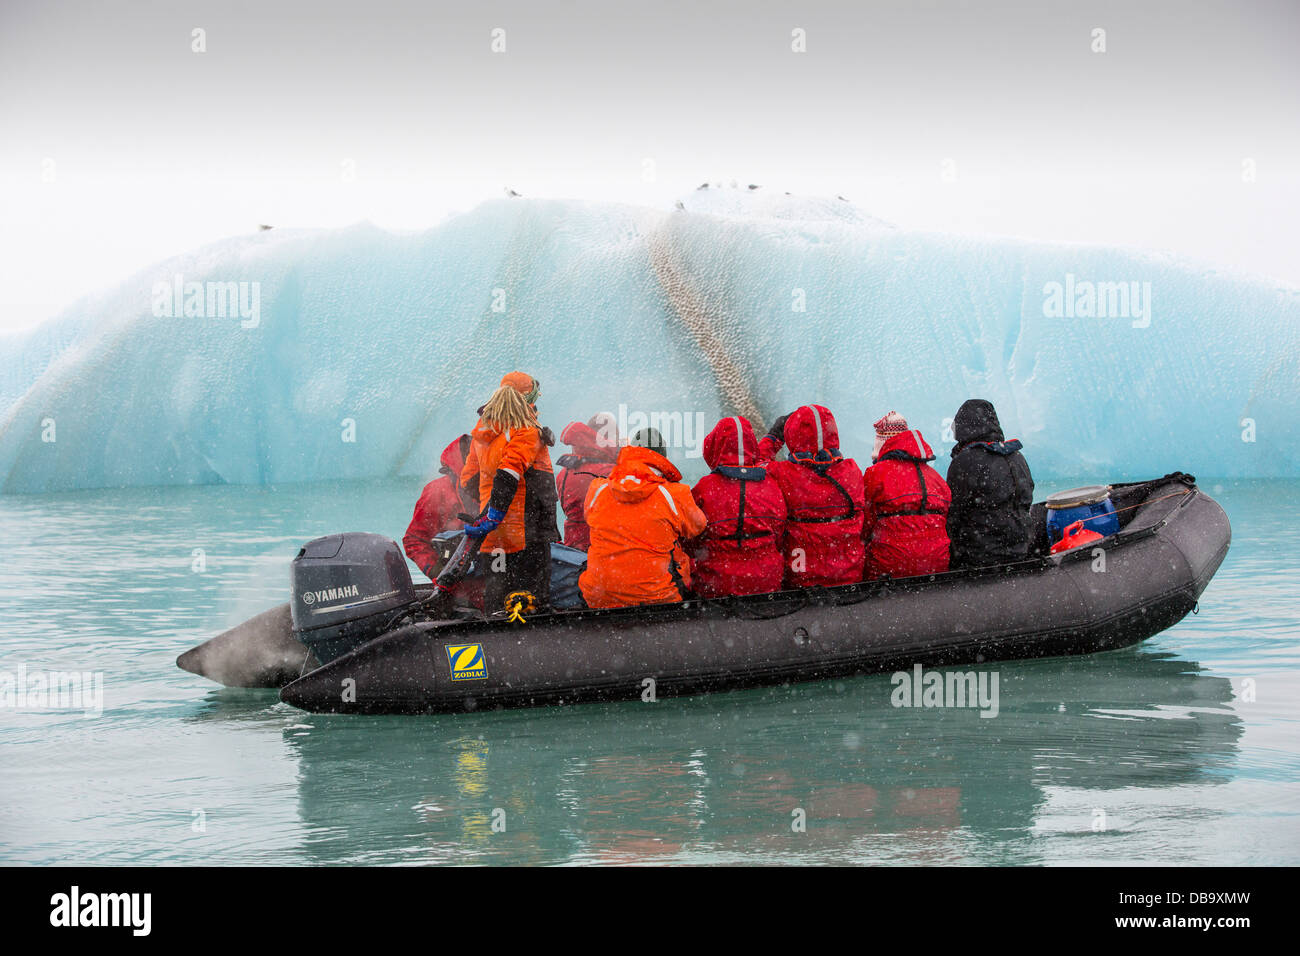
[554,421,619,551]
[404,435,473,576]
[763,405,866,587]
[863,430,952,580]
[690,416,787,597]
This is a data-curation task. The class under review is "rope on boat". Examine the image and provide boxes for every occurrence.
[1064,488,1192,528]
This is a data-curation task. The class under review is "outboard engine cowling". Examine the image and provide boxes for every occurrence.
[290,533,418,664]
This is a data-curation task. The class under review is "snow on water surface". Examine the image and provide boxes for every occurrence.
[1,193,1296,492]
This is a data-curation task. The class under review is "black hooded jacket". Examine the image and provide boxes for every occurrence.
[945,399,1035,568]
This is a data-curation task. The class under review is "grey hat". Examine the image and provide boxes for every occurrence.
[629,427,667,458]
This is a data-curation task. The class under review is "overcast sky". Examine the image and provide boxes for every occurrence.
[2,0,1297,333]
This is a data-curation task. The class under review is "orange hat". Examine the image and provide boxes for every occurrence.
[500,371,540,403]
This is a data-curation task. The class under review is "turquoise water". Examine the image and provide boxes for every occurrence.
[1,478,1297,865]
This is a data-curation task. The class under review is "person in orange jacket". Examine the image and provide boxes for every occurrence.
[579,428,707,609]
[459,372,560,614]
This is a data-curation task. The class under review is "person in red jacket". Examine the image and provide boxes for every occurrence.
[403,434,474,579]
[763,404,866,587]
[554,413,619,551]
[690,416,787,597]
[862,412,953,580]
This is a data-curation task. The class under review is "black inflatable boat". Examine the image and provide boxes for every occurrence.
[176,474,1230,714]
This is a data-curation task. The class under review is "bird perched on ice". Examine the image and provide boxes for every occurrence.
[504,187,522,198]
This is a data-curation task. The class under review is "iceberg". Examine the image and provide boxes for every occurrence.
[1,192,1297,493]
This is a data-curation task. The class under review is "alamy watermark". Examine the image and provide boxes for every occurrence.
[152,273,260,328]
[1042,273,1152,328]
[49,886,150,936]
[0,664,103,717]
[596,403,709,459]
[890,663,999,718]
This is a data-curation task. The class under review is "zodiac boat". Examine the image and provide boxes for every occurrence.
[175,473,1229,715]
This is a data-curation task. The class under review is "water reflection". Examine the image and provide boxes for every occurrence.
[279,646,1242,864]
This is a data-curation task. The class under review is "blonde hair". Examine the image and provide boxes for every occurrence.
[480,385,538,431]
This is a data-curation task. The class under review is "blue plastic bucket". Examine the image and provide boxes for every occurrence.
[1045,485,1119,543]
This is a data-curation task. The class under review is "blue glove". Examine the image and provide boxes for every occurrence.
[464,506,507,538]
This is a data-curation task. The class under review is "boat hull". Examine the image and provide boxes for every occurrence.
[278,478,1230,715]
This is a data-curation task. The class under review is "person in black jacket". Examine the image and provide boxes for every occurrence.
[946,399,1035,568]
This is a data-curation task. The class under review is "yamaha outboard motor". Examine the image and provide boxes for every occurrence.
[290,533,418,664]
